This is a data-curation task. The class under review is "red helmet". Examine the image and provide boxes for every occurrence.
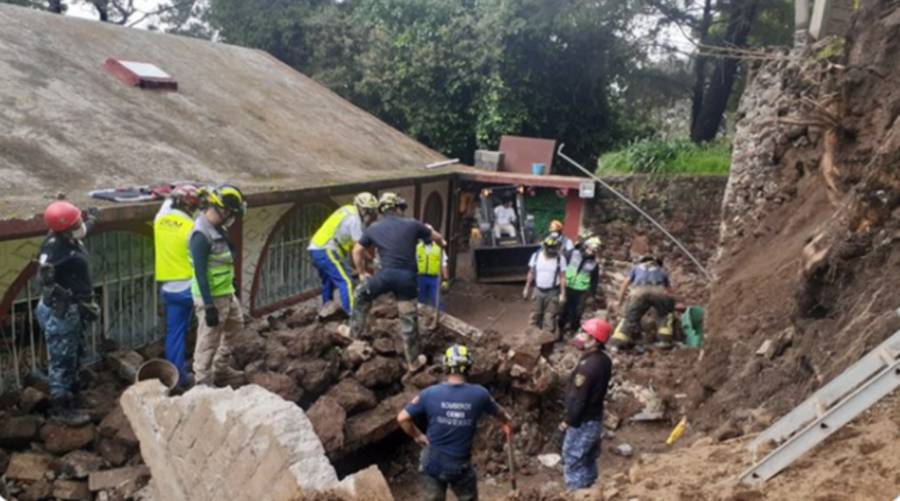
[172,184,201,209]
[44,201,82,232]
[581,318,612,344]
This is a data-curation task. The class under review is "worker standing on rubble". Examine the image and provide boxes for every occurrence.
[493,198,517,239]
[153,185,202,386]
[35,199,100,425]
[549,220,575,259]
[397,344,513,501]
[308,192,379,314]
[611,255,676,350]
[350,193,445,371]
[416,230,449,308]
[190,185,247,386]
[523,233,568,332]
[560,319,613,492]
[558,237,602,335]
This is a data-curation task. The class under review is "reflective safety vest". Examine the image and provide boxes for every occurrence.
[416,242,442,276]
[154,209,194,282]
[565,250,597,292]
[190,216,235,298]
[310,205,358,256]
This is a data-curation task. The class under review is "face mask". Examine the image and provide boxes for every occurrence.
[572,332,597,351]
[71,222,87,240]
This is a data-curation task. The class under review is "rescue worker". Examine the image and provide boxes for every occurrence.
[153,185,202,386]
[549,220,575,259]
[611,255,676,350]
[350,192,444,371]
[397,344,513,501]
[190,185,247,386]
[493,199,517,239]
[415,232,449,308]
[558,237,602,335]
[35,199,100,425]
[560,318,613,491]
[523,233,568,332]
[308,192,379,314]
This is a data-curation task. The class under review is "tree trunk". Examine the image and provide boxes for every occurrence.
[48,0,63,13]
[690,0,714,132]
[93,0,109,22]
[691,0,761,143]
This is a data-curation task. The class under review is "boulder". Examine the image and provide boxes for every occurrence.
[307,395,346,453]
[341,391,416,456]
[369,318,400,337]
[355,356,403,388]
[325,378,377,414]
[97,437,135,467]
[5,452,57,481]
[232,329,267,369]
[99,404,138,446]
[286,326,336,358]
[105,351,145,383]
[406,368,441,389]
[264,339,290,372]
[288,358,339,396]
[372,337,398,356]
[248,372,303,403]
[370,302,398,319]
[40,422,96,454]
[0,414,42,448]
[343,340,375,368]
[60,450,106,479]
[53,480,92,500]
[19,386,50,413]
[285,304,318,327]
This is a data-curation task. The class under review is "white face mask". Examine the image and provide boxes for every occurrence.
[71,222,87,240]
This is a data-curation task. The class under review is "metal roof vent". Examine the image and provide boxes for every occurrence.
[104,58,178,91]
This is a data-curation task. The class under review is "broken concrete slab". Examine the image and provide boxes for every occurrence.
[60,450,106,479]
[88,465,150,491]
[40,422,96,454]
[437,311,484,341]
[5,452,57,481]
[307,395,346,452]
[0,414,42,448]
[105,350,145,382]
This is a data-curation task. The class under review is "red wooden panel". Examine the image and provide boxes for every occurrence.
[498,135,557,175]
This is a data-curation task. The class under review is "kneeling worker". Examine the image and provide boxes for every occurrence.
[398,345,513,501]
[611,255,676,349]
[560,319,613,491]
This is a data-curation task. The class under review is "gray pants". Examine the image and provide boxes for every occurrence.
[530,287,559,332]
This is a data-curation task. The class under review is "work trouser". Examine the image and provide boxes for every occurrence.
[615,289,675,347]
[310,249,354,314]
[193,294,243,385]
[493,223,517,239]
[35,302,84,402]
[558,288,586,334]
[351,268,419,364]
[562,419,603,491]
[530,287,559,332]
[420,447,478,501]
[161,287,193,385]
[417,275,443,310]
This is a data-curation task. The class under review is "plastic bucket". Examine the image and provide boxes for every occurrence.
[531,163,545,175]
[135,358,179,390]
[681,306,704,348]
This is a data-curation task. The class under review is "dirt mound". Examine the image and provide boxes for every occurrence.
[691,0,900,431]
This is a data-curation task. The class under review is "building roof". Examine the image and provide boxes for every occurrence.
[455,167,584,190]
[0,5,446,220]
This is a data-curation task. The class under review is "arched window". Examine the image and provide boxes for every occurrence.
[423,191,444,231]
[254,203,333,312]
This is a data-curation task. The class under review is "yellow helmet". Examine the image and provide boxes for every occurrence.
[202,185,246,215]
[378,192,401,213]
[584,237,602,251]
[443,344,473,374]
[353,192,378,211]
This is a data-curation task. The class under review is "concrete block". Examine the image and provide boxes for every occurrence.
[88,466,150,491]
[338,465,394,501]
[6,452,56,481]
[60,450,105,479]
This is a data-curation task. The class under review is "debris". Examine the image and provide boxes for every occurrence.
[5,452,57,481]
[344,340,376,367]
[614,443,634,457]
[40,422,96,454]
[372,337,398,355]
[52,479,91,500]
[19,386,50,413]
[98,404,139,446]
[666,417,689,445]
[0,414,42,448]
[604,412,621,431]
[341,390,416,457]
[105,350,145,382]
[96,437,134,467]
[22,479,54,500]
[756,339,772,356]
[0,449,8,476]
[88,466,150,492]
[355,356,403,388]
[318,301,347,321]
[248,372,303,403]
[537,453,561,468]
[308,395,346,453]
[288,358,339,395]
[325,378,377,414]
[60,450,105,479]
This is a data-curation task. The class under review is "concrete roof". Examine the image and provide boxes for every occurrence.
[0,5,445,219]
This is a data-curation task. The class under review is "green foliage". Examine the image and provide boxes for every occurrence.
[525,189,567,238]
[815,37,846,62]
[597,139,731,176]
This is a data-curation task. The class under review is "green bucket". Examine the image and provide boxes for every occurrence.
[682,306,704,348]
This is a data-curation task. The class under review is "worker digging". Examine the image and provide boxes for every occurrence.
[611,255,676,350]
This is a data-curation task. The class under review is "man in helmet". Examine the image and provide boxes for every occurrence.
[189,185,247,387]
[611,254,676,350]
[35,199,101,425]
[350,192,444,371]
[560,318,613,492]
[523,232,568,332]
[415,228,449,308]
[397,344,512,501]
[549,220,575,259]
[308,192,379,314]
[558,237,602,335]
[154,184,202,386]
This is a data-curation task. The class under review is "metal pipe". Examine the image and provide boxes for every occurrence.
[556,144,713,282]
[26,279,36,371]
[426,159,460,169]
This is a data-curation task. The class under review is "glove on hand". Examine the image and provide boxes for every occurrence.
[204,304,220,327]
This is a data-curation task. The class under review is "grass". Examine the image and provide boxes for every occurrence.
[597,139,731,176]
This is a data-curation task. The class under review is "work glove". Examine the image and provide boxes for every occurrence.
[441,280,450,292]
[204,304,220,327]
[522,285,531,300]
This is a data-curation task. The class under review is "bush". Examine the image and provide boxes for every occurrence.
[597,139,731,176]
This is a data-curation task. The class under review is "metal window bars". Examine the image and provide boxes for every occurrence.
[255,204,332,310]
[0,231,161,392]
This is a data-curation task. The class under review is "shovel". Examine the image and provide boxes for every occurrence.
[505,427,517,492]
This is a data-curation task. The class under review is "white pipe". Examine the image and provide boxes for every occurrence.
[426,159,460,169]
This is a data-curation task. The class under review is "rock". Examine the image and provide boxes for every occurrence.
[325,378,377,414]
[614,443,634,457]
[286,304,318,327]
[6,452,57,481]
[343,340,375,368]
[372,337,397,355]
[337,464,394,501]
[137,342,165,361]
[0,449,8,476]
[105,350,145,382]
[715,419,743,442]
[604,412,621,431]
[19,386,50,413]
[508,343,543,371]
[89,466,151,492]
[98,404,138,446]
[0,415,42,448]
[537,453,561,468]
[53,480,91,500]
[40,422,95,454]
[21,480,53,501]
[248,372,303,402]
[288,359,339,396]
[370,302,398,319]
[318,301,347,321]
[510,357,556,395]
[231,330,266,369]
[755,339,772,356]
[97,437,134,467]
[286,326,336,358]
[406,368,441,389]
[627,464,641,484]
[307,395,346,453]
[341,390,416,456]
[369,318,400,337]
[355,356,403,388]
[60,450,106,479]
[264,339,290,371]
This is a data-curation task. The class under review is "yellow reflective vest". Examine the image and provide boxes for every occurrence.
[310,205,358,256]
[416,242,443,276]
[153,209,194,282]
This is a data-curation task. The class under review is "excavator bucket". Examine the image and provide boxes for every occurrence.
[473,243,540,283]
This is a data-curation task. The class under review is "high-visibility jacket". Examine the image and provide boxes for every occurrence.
[310,205,358,256]
[565,250,598,292]
[153,208,194,282]
[190,216,235,298]
[416,242,443,276]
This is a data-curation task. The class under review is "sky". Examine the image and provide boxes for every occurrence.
[67,0,170,27]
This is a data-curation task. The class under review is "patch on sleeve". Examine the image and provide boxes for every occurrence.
[574,374,586,387]
[410,396,420,405]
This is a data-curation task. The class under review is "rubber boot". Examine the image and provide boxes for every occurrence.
[610,321,634,351]
[49,397,91,427]
[655,313,675,349]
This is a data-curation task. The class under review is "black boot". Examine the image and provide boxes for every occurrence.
[49,396,91,426]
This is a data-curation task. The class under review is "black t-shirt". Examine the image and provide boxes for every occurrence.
[38,234,93,298]
[359,215,431,272]
[564,349,613,426]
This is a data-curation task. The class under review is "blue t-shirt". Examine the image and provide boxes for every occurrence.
[404,383,499,459]
[359,215,431,272]
[628,263,670,288]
